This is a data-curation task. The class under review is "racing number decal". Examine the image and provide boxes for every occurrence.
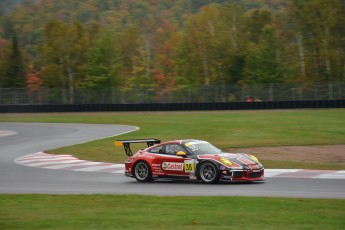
[185,163,194,172]
[184,160,195,173]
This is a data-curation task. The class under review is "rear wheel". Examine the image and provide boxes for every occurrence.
[133,161,152,182]
[199,162,219,184]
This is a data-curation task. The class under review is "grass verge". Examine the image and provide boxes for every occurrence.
[1,195,344,230]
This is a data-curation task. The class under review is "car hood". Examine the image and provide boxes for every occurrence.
[197,153,263,170]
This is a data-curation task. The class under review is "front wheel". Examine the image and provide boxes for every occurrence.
[133,161,152,183]
[199,162,219,184]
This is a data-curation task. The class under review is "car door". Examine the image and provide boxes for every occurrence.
[159,144,192,177]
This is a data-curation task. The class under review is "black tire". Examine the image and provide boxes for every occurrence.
[199,161,219,184]
[133,161,153,183]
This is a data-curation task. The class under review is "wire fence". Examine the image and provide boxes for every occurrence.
[1,82,344,105]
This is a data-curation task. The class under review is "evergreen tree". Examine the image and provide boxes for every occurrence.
[0,34,26,87]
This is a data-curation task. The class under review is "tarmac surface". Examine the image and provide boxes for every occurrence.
[1,122,344,198]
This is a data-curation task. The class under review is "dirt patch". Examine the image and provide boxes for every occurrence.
[227,145,345,164]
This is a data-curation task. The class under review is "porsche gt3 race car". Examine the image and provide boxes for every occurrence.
[115,139,264,183]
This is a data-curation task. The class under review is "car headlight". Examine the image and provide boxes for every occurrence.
[249,154,259,163]
[220,157,233,167]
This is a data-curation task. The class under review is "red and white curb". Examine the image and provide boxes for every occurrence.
[14,152,345,179]
[15,152,124,174]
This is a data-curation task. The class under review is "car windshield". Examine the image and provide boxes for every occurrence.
[184,141,222,155]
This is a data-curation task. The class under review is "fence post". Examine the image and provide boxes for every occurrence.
[14,89,18,104]
[269,84,273,101]
[188,88,192,103]
[298,86,303,100]
[337,82,342,100]
[328,82,333,100]
[313,84,318,100]
[241,85,245,101]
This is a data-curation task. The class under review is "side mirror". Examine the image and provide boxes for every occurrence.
[176,151,187,157]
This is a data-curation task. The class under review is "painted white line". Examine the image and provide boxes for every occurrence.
[43,161,102,169]
[25,159,86,167]
[18,157,77,164]
[111,169,125,174]
[313,173,345,179]
[74,164,121,172]
[16,155,74,161]
[20,152,47,157]
[264,169,301,178]
[0,130,17,137]
[19,154,73,158]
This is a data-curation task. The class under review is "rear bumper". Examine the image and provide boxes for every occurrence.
[125,172,133,177]
[125,163,134,177]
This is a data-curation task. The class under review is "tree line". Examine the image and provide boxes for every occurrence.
[0,0,344,103]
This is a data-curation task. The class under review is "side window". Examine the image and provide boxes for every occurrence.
[149,145,163,154]
[166,144,184,155]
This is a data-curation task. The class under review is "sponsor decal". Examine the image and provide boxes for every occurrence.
[162,162,184,171]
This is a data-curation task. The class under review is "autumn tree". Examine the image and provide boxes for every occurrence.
[152,18,181,98]
[286,0,345,82]
[81,30,120,89]
[243,27,284,83]
[118,24,143,84]
[26,71,42,92]
[181,4,232,85]
[303,0,345,82]
[220,4,247,84]
[242,9,284,83]
[40,20,89,103]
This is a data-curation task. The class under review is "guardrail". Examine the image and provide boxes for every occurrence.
[1,100,344,113]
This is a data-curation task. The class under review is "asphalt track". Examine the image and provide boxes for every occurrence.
[1,122,344,199]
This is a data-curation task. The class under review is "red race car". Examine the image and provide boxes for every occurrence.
[115,139,264,183]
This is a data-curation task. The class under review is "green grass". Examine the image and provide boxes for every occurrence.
[1,109,345,169]
[0,195,344,230]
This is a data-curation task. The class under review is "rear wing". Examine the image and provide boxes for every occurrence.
[115,138,161,157]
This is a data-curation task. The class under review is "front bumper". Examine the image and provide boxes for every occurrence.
[220,168,265,181]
